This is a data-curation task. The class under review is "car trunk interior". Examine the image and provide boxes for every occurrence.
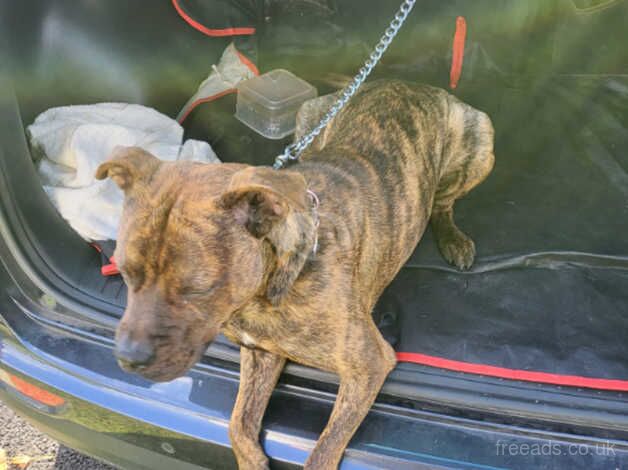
[1,0,627,434]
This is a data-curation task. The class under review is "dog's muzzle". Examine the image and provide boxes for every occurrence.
[114,332,155,370]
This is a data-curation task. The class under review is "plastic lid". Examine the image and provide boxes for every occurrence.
[237,69,316,110]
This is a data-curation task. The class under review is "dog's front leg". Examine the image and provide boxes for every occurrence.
[305,357,395,470]
[230,347,286,470]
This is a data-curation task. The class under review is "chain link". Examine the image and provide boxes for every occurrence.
[273,0,416,169]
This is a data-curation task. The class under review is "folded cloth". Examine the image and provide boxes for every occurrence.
[28,102,220,242]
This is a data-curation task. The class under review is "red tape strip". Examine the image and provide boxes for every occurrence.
[396,352,628,392]
[172,0,256,37]
[101,255,120,276]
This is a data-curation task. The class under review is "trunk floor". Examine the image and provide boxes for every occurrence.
[375,79,628,383]
[383,264,628,380]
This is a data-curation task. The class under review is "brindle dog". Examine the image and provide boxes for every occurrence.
[96,80,494,470]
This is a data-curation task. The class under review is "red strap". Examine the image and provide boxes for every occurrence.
[172,0,255,37]
[396,352,628,392]
[450,16,467,89]
[101,256,120,276]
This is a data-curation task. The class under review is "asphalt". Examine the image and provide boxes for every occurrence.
[0,399,115,470]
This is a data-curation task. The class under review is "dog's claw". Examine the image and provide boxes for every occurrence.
[438,232,476,270]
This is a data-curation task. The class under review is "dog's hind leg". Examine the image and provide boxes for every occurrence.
[229,348,286,470]
[431,102,495,270]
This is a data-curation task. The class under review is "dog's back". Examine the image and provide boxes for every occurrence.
[295,80,494,300]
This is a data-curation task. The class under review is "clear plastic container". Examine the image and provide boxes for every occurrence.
[235,69,317,139]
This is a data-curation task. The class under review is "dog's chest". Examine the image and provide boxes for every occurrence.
[223,308,329,365]
[222,325,257,348]
[238,332,257,348]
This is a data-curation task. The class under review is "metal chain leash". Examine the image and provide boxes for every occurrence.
[273,0,417,169]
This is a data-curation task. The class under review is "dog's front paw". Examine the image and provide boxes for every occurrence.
[437,232,476,270]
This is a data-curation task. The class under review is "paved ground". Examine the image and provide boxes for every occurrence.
[0,399,115,470]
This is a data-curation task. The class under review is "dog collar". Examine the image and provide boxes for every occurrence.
[307,189,320,255]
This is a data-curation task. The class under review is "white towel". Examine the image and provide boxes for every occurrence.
[28,102,220,242]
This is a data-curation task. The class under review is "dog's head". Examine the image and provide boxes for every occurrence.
[96,147,316,381]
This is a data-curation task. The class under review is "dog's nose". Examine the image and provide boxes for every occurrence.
[115,334,155,368]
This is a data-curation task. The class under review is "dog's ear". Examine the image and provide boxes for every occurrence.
[220,167,316,305]
[95,146,161,193]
